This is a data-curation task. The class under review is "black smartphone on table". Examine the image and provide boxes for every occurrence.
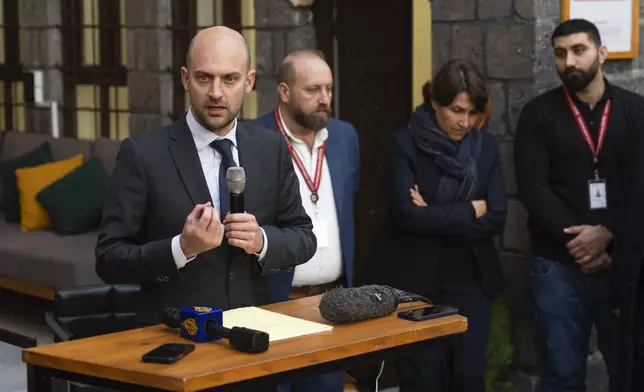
[142,343,195,364]
[397,305,458,322]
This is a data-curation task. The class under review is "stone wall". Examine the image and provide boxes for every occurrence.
[253,0,317,116]
[433,0,644,389]
[432,0,540,376]
[124,0,174,137]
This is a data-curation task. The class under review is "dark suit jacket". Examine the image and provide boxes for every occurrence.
[363,127,507,301]
[95,117,317,325]
[246,112,360,303]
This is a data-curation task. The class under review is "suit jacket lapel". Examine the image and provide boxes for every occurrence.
[168,118,213,205]
[236,122,260,209]
[325,127,344,217]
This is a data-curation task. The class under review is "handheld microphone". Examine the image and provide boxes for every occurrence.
[162,306,269,353]
[226,167,245,214]
[318,285,431,324]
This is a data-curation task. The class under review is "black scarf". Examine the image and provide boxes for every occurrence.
[408,105,481,203]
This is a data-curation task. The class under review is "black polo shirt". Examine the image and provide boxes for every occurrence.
[514,79,644,265]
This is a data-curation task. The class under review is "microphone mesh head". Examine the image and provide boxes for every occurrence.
[318,285,398,324]
[226,167,246,195]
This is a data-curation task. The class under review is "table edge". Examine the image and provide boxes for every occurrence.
[22,312,468,391]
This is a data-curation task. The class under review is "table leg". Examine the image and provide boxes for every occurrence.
[27,364,52,392]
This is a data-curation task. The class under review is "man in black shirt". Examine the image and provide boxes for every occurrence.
[515,19,644,392]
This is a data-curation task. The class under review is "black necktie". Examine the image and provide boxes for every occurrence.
[210,139,235,217]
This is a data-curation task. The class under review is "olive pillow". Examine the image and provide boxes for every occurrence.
[36,157,110,234]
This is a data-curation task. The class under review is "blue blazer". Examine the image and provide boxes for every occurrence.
[246,112,360,303]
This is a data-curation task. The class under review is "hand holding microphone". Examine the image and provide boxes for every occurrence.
[179,167,262,259]
[223,214,263,254]
[223,167,264,255]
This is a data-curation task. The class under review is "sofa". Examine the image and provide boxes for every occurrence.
[45,284,140,342]
[0,131,122,300]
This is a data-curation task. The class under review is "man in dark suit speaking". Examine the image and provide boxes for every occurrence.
[95,26,316,326]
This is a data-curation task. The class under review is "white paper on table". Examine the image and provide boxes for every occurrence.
[222,306,333,342]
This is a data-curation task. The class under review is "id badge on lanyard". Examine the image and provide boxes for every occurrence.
[588,178,607,210]
[563,88,611,211]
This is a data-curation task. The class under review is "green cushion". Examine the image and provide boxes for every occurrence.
[0,142,54,222]
[36,157,110,235]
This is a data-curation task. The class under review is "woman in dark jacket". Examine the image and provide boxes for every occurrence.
[366,59,508,392]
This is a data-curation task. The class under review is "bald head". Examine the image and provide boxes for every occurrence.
[180,25,256,135]
[276,50,333,132]
[277,50,327,86]
[186,26,250,71]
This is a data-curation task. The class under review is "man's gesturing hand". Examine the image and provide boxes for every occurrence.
[223,213,264,254]
[179,202,225,259]
[564,225,613,263]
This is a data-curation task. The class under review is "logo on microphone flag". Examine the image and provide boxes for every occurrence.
[182,318,199,336]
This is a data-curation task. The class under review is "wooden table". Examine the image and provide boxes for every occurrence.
[23,295,467,391]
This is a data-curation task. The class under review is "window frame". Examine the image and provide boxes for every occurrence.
[0,0,22,132]
[60,0,127,138]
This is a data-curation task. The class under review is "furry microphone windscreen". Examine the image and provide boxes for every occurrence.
[318,285,399,324]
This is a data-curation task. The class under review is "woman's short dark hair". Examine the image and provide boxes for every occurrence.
[422,59,488,114]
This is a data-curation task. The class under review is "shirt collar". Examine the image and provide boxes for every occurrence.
[278,107,328,146]
[600,78,614,100]
[186,108,238,151]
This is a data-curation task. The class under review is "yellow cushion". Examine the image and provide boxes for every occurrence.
[15,154,84,231]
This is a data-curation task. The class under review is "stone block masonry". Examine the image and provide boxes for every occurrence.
[432,0,644,389]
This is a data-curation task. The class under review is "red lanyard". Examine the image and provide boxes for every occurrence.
[563,88,611,176]
[273,108,325,203]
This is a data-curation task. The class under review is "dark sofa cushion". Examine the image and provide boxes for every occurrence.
[50,284,141,341]
[92,137,121,177]
[0,212,102,289]
[0,132,52,160]
[37,157,110,234]
[0,142,54,222]
[1,132,92,162]
[49,137,92,161]
[54,284,140,317]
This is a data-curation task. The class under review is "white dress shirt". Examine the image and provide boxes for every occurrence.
[170,108,267,269]
[278,108,343,286]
